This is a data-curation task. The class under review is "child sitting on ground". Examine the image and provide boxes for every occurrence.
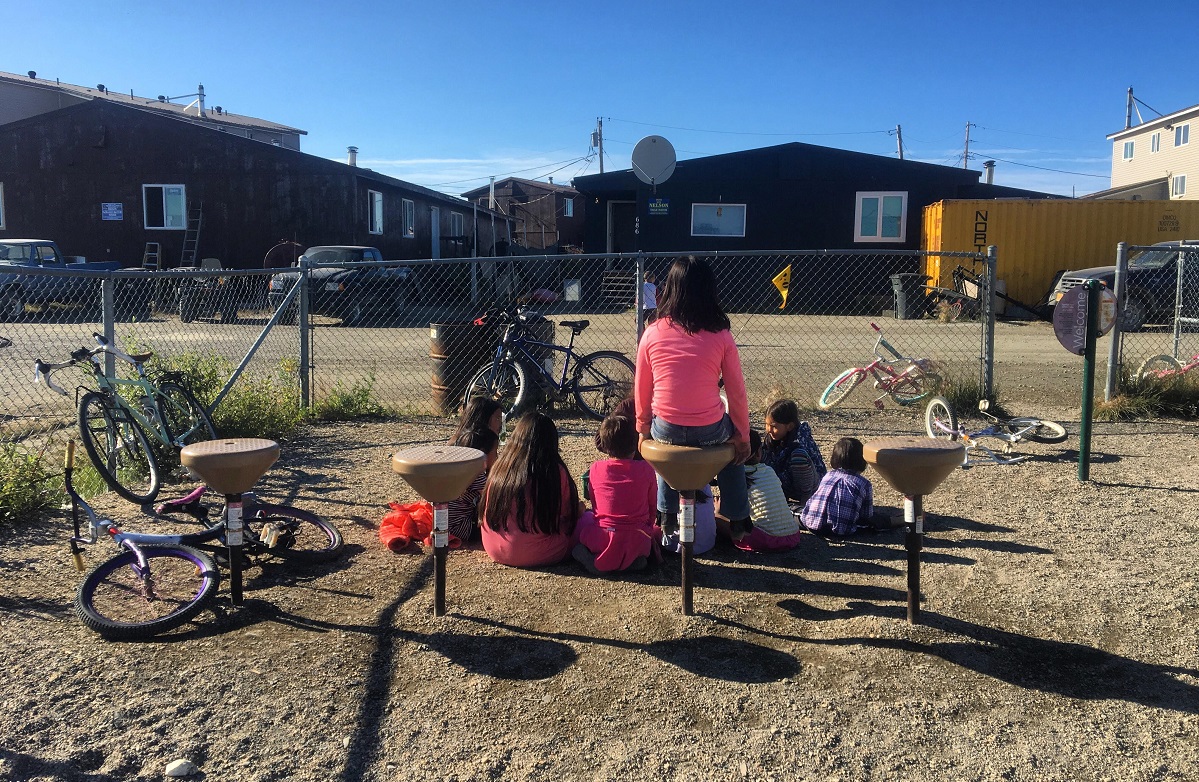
[444,427,500,544]
[800,437,885,536]
[573,415,658,575]
[761,399,825,509]
[454,397,504,442]
[721,430,805,552]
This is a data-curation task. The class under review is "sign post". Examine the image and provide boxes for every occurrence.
[1052,281,1115,481]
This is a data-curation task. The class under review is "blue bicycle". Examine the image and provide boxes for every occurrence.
[464,306,634,420]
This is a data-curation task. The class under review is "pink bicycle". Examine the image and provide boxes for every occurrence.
[818,323,942,410]
[1136,352,1199,381]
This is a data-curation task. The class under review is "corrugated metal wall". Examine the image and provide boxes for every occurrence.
[922,199,1199,305]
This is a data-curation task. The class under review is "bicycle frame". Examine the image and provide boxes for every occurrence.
[863,327,937,407]
[489,314,585,396]
[928,412,1040,467]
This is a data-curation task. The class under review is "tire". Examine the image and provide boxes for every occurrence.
[179,300,197,323]
[1005,417,1068,444]
[889,366,941,406]
[155,382,217,448]
[1121,291,1150,332]
[572,350,635,420]
[78,391,162,504]
[0,289,25,322]
[464,360,529,419]
[245,502,343,563]
[818,368,866,410]
[924,396,959,440]
[75,545,219,640]
[1136,354,1182,381]
[221,306,239,325]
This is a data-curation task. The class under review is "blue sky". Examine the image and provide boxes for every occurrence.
[8,1,1198,198]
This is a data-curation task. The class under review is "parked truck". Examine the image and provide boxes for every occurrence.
[267,246,419,326]
[0,239,148,321]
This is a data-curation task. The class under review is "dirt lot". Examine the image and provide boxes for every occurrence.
[2,404,1198,781]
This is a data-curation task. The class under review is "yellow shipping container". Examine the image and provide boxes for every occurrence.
[921,199,1199,308]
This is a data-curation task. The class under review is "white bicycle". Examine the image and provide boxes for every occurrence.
[924,396,1068,468]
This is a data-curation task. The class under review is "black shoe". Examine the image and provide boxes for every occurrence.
[729,517,754,540]
[572,543,603,576]
[657,511,678,537]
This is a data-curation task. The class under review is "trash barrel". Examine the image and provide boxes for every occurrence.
[430,321,495,415]
[891,274,931,320]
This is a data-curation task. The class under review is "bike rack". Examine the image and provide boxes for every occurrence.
[390,445,486,617]
[180,439,280,605]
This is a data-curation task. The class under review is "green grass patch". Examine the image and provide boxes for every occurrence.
[0,443,58,526]
[313,371,392,421]
[1102,371,1199,421]
[932,376,1010,418]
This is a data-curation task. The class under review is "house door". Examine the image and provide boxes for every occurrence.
[430,206,441,259]
[607,200,636,253]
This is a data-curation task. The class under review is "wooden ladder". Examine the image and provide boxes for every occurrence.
[180,202,203,266]
[141,242,161,270]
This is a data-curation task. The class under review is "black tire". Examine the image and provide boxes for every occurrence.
[278,306,298,325]
[178,300,197,323]
[0,289,25,322]
[155,382,217,448]
[924,396,959,440]
[572,350,635,420]
[1005,417,1068,444]
[1121,291,1150,332]
[1136,354,1182,381]
[75,545,219,640]
[818,368,866,410]
[221,306,239,325]
[464,360,528,419]
[245,502,343,563]
[78,391,162,504]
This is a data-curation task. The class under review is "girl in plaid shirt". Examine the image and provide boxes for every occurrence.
[800,437,876,536]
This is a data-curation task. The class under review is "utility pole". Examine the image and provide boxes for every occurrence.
[1125,86,1134,130]
[593,117,605,173]
[963,122,972,168]
[896,124,904,160]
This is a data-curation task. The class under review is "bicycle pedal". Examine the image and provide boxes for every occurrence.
[259,523,281,548]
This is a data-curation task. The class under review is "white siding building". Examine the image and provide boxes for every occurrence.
[1106,102,1199,200]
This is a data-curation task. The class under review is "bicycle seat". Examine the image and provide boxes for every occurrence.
[129,351,153,363]
[559,319,589,333]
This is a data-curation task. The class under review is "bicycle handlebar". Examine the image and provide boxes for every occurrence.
[34,333,148,396]
[92,333,141,366]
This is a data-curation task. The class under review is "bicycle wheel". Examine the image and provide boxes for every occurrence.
[464,360,529,418]
[889,366,942,406]
[818,369,866,410]
[1005,417,1068,444]
[156,382,217,448]
[1136,354,1182,381]
[572,350,635,420]
[75,545,219,640]
[924,396,959,440]
[245,502,343,563]
[78,391,162,504]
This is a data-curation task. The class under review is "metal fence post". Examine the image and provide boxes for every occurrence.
[982,246,997,399]
[1104,242,1128,401]
[298,260,311,409]
[101,275,116,381]
[635,252,646,341]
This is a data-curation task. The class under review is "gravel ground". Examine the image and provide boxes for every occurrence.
[2,404,1198,782]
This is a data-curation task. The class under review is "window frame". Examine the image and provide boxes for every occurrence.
[1173,174,1187,197]
[690,203,747,238]
[367,190,384,235]
[450,211,464,239]
[1122,141,1134,160]
[1151,132,1161,153]
[142,184,187,230]
[854,191,908,243]
[563,197,574,218]
[0,182,5,230]
[1175,124,1190,147]
[402,198,415,239]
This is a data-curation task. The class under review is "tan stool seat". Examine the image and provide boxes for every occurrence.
[391,445,485,503]
[640,440,734,491]
[180,438,280,495]
[864,437,964,496]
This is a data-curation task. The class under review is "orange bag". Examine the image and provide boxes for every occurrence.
[379,501,433,552]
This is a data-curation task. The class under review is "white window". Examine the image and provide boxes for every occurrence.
[854,191,907,242]
[368,190,383,234]
[563,197,574,218]
[1151,133,1161,153]
[142,184,186,230]
[402,198,415,238]
[1122,141,1134,160]
[1173,175,1187,197]
[690,203,746,237]
[1175,125,1190,147]
[450,212,464,238]
[0,183,5,230]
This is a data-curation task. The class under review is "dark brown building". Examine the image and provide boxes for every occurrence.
[462,177,583,253]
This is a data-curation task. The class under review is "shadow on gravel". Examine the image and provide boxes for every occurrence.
[805,604,1199,714]
[1092,479,1199,492]
[0,748,134,782]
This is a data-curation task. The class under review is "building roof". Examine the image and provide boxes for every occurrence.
[0,69,306,136]
[1107,102,1199,141]
[461,176,579,199]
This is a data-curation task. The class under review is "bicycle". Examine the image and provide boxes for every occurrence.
[63,442,343,640]
[35,332,217,504]
[924,396,1068,467]
[817,323,942,410]
[464,306,635,420]
[1136,352,1199,382]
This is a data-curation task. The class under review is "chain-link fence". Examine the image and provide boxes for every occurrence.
[1,250,996,462]
[1113,244,1199,385]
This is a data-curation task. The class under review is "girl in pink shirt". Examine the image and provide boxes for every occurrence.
[573,414,658,574]
[634,256,752,538]
[480,412,589,568]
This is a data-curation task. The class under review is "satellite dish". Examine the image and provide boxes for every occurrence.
[631,135,676,187]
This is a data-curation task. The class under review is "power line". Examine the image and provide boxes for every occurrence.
[607,117,891,138]
[426,155,591,187]
[971,153,1108,178]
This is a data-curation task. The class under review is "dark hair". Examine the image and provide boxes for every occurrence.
[746,429,762,465]
[454,397,503,442]
[830,437,867,473]
[654,256,730,334]
[455,426,499,456]
[482,412,578,536]
[766,399,799,427]
[596,415,637,458]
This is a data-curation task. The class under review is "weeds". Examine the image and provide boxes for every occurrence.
[0,443,57,525]
[1101,371,1199,421]
[933,376,1009,418]
[313,371,392,421]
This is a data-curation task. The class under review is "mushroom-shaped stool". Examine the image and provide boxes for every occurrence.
[639,440,734,616]
[180,438,280,605]
[863,437,964,623]
[391,445,485,616]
